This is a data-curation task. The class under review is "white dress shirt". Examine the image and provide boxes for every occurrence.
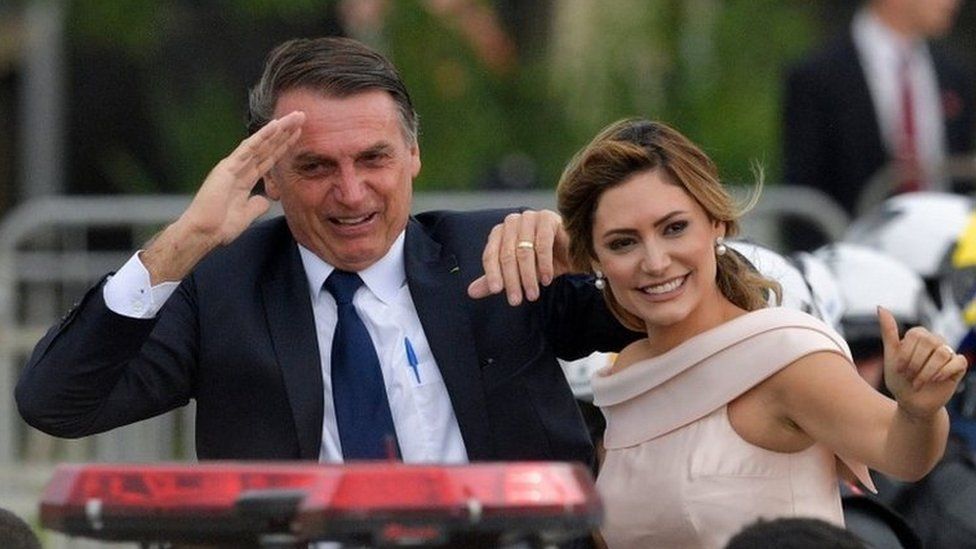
[103,230,468,464]
[852,7,947,189]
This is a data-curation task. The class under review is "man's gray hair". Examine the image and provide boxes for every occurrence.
[248,37,418,145]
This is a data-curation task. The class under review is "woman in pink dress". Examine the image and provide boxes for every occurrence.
[471,119,968,548]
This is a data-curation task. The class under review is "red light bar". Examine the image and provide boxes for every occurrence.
[295,462,601,546]
[40,461,602,546]
[40,463,323,543]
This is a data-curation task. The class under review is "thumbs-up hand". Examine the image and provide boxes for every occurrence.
[880,306,968,419]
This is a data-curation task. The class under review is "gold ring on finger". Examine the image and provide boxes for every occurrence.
[516,240,535,250]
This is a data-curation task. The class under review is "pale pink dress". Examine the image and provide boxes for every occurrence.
[593,307,876,549]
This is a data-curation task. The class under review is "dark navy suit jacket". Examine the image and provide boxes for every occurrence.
[17,210,638,465]
[783,33,974,215]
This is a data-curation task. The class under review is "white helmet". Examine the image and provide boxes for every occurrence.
[842,192,973,347]
[726,240,834,321]
[843,192,973,278]
[790,250,847,335]
[813,243,937,355]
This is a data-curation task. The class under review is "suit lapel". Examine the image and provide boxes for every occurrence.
[262,237,323,460]
[931,49,970,152]
[844,37,885,156]
[404,220,493,461]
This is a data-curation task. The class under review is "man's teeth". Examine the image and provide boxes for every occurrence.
[335,214,371,225]
[644,277,684,295]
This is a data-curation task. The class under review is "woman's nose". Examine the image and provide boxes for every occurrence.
[640,244,670,274]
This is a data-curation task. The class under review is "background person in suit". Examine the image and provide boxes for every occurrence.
[783,0,974,219]
[15,37,637,466]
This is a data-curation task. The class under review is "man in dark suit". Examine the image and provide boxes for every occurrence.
[783,0,973,218]
[15,37,636,466]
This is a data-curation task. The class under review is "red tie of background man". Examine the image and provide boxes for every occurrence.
[896,51,922,193]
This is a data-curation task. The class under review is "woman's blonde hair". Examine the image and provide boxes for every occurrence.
[556,119,780,332]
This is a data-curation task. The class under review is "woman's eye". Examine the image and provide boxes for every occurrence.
[664,220,688,236]
[608,238,635,251]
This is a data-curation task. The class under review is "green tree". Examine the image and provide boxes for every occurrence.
[548,0,821,186]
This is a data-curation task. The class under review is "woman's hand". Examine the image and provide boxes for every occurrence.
[880,306,969,419]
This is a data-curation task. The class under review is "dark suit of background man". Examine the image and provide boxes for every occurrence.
[16,37,636,466]
[783,0,974,218]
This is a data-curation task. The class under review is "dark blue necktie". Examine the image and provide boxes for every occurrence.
[324,270,398,460]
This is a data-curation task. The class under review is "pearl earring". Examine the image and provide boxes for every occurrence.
[594,270,606,290]
[715,237,727,256]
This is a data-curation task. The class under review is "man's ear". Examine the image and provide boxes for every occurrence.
[410,142,421,179]
[263,171,282,200]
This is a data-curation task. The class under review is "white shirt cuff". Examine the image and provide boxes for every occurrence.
[103,252,180,319]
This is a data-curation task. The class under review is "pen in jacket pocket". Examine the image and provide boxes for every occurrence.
[404,337,421,384]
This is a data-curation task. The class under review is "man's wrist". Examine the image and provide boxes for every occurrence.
[104,252,180,318]
[141,221,219,285]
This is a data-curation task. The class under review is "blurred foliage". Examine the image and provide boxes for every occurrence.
[61,0,824,194]
[153,75,244,189]
[69,0,168,58]
[384,3,519,189]
[223,0,328,21]
[383,2,575,190]
[548,0,821,187]
[676,1,822,184]
[64,0,340,193]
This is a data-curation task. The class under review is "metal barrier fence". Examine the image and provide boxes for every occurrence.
[0,188,846,546]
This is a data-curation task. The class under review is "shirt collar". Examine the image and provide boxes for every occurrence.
[298,230,407,305]
[854,7,926,64]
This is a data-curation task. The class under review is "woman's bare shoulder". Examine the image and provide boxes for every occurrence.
[609,339,652,373]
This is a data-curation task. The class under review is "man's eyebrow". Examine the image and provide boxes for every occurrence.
[291,151,334,165]
[355,142,395,159]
